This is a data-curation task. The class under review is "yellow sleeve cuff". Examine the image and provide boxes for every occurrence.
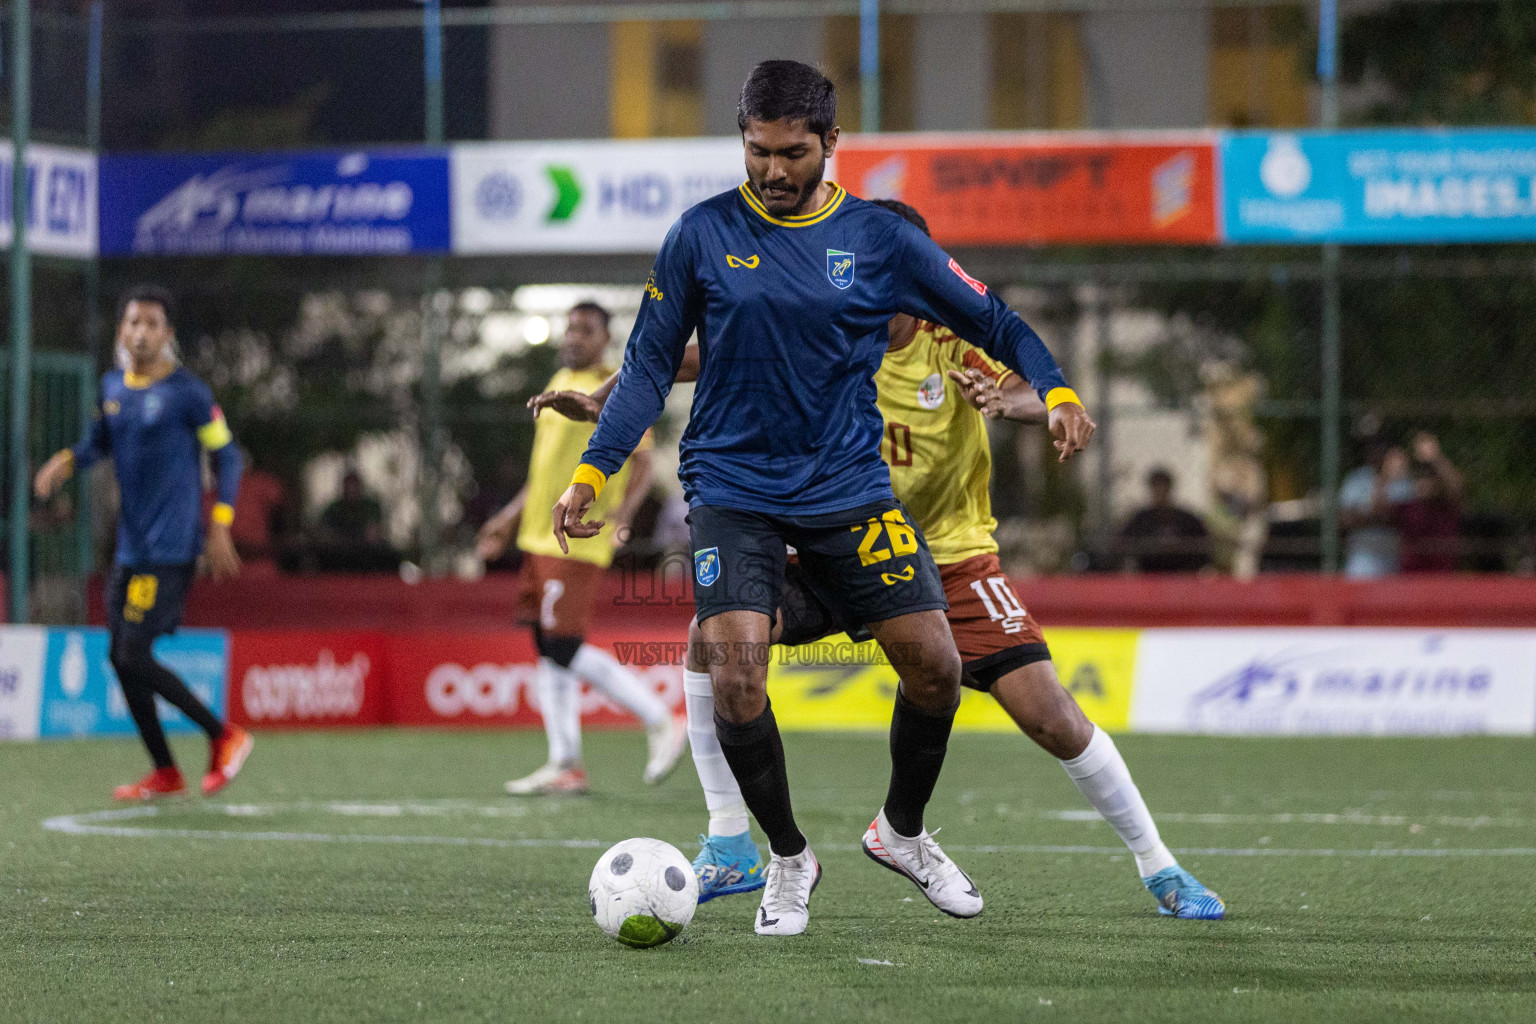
[571,463,607,498]
[211,502,235,526]
[197,417,234,451]
[1045,387,1082,412]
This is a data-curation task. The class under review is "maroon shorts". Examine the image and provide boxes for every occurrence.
[515,553,604,637]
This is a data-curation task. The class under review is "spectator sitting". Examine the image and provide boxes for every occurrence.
[1339,441,1413,578]
[228,450,288,562]
[1117,467,1210,573]
[313,470,397,572]
[1395,432,1463,573]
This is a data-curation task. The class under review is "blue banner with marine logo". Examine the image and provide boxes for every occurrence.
[99,149,450,256]
[1221,130,1536,244]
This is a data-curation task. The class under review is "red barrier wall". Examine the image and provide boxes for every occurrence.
[84,571,1536,631]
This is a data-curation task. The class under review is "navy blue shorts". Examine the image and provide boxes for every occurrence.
[107,563,194,643]
[687,499,948,629]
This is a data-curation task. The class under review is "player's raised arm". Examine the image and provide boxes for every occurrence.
[893,223,1095,461]
[551,220,702,553]
[528,343,701,423]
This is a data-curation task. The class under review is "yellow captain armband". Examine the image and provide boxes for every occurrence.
[1045,387,1082,412]
[210,503,235,526]
[570,463,607,498]
[197,415,233,451]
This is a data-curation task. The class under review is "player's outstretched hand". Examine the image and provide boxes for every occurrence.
[528,390,602,423]
[205,523,242,582]
[947,368,1008,418]
[1049,402,1096,462]
[551,483,604,555]
[33,451,73,499]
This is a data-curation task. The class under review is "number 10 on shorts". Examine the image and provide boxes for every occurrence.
[971,576,1028,634]
[850,509,919,566]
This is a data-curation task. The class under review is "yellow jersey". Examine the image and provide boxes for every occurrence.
[518,366,650,568]
[875,323,1011,565]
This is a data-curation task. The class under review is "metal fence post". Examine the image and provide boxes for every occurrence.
[1317,0,1342,572]
[419,0,446,570]
[8,0,33,622]
[859,0,880,132]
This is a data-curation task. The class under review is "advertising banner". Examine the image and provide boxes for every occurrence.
[228,631,387,729]
[835,133,1219,245]
[0,627,46,740]
[451,139,743,254]
[382,628,683,729]
[99,149,450,256]
[1222,130,1536,243]
[36,628,228,739]
[1131,628,1536,736]
[765,628,1140,733]
[0,144,97,258]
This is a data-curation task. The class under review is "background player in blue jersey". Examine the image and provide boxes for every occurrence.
[548,61,1095,936]
[34,286,254,801]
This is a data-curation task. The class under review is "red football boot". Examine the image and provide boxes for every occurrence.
[113,766,188,801]
[202,725,254,796]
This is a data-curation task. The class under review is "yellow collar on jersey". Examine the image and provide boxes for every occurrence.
[738,181,847,228]
[123,363,176,389]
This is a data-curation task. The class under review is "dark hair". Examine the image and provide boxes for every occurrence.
[568,301,611,331]
[1148,466,1174,488]
[737,60,837,140]
[870,198,930,237]
[117,284,176,329]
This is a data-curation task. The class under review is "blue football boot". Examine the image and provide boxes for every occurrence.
[692,831,766,903]
[1144,866,1226,920]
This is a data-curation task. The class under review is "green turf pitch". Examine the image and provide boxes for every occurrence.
[2,730,1533,1023]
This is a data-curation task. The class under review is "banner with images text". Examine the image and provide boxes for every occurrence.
[0,144,97,258]
[1222,129,1536,243]
[99,149,450,256]
[835,133,1220,246]
[451,139,744,254]
[1130,628,1536,736]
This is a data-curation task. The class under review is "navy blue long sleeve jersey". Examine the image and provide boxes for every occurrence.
[72,367,243,566]
[581,182,1071,515]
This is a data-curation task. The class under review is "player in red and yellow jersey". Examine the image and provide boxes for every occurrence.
[531,201,1225,920]
[477,302,687,796]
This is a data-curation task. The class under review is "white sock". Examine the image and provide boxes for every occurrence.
[534,657,582,766]
[1060,725,1177,878]
[683,669,749,837]
[570,644,668,728]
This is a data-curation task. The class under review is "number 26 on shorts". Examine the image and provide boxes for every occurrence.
[849,509,919,566]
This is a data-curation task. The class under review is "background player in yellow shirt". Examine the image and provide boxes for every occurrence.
[532,203,1224,920]
[477,302,687,795]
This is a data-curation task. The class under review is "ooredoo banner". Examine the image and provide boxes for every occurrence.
[1130,628,1536,736]
[383,629,683,728]
[835,133,1219,246]
[228,632,387,729]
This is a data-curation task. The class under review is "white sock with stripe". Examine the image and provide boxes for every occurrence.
[683,669,749,837]
[1059,725,1177,878]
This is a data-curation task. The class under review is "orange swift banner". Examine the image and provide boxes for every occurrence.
[835,133,1219,246]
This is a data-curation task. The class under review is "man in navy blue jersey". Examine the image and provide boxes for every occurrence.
[550,61,1095,936]
[35,285,254,801]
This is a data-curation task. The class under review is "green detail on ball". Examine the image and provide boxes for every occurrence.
[616,914,682,949]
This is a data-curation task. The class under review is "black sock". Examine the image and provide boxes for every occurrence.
[112,664,175,769]
[143,659,224,740]
[714,701,806,857]
[883,689,957,838]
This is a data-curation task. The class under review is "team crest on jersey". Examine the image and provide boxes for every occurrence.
[917,372,946,410]
[142,393,164,424]
[826,249,855,290]
[694,547,720,587]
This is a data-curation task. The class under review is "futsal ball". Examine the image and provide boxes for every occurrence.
[589,838,699,948]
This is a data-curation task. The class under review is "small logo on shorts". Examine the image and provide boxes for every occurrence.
[880,564,916,586]
[694,547,720,587]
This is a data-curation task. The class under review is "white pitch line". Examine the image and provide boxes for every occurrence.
[1044,810,1536,828]
[38,807,1536,858]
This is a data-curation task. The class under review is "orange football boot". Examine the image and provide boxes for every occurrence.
[113,766,188,801]
[202,725,254,796]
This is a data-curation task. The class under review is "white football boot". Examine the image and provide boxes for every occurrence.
[643,709,689,784]
[504,762,588,796]
[862,808,983,918]
[753,845,821,936]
